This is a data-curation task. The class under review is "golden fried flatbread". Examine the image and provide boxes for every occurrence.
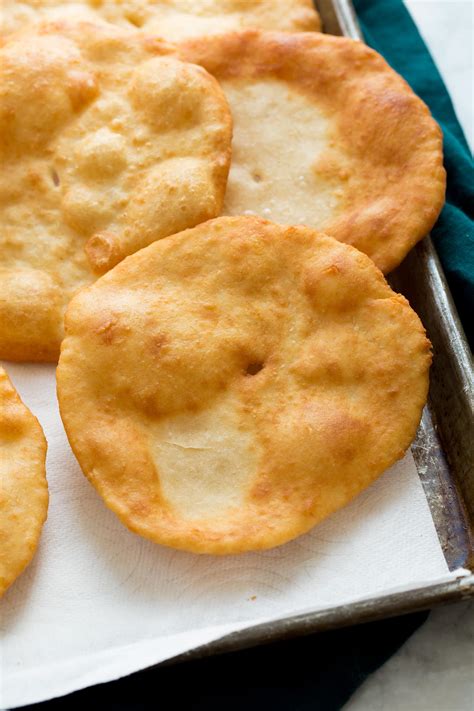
[0,20,232,362]
[179,31,446,274]
[0,366,48,595]
[1,0,321,38]
[57,216,431,555]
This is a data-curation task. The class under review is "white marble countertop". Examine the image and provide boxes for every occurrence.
[346,601,474,710]
[405,0,473,149]
[346,2,473,709]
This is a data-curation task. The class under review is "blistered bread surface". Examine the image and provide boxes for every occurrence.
[57,216,431,554]
[0,21,232,361]
[0,366,48,595]
[179,30,446,274]
[1,0,321,38]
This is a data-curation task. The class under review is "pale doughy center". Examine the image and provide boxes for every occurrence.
[150,393,259,520]
[223,80,340,225]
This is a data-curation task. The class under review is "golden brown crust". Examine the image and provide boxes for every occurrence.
[179,30,446,274]
[0,366,48,595]
[1,0,321,39]
[57,216,431,554]
[0,20,232,362]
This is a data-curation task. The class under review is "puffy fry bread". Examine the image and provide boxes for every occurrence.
[57,216,431,555]
[179,30,446,274]
[0,367,48,596]
[0,20,232,361]
[1,0,321,39]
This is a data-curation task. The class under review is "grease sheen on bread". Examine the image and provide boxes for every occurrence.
[57,216,431,555]
[0,20,232,361]
[179,30,446,274]
[1,0,321,38]
[0,367,48,595]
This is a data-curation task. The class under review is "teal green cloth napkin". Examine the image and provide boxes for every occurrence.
[354,0,474,347]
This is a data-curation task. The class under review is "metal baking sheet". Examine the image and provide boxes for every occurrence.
[321,0,474,574]
[164,0,474,665]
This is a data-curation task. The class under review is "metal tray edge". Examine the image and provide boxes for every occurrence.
[320,0,474,563]
[164,574,474,667]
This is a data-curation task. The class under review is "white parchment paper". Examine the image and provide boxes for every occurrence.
[0,364,467,708]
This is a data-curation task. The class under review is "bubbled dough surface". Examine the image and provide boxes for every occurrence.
[57,216,431,554]
[0,21,232,361]
[179,31,446,275]
[0,0,321,38]
[0,366,48,596]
